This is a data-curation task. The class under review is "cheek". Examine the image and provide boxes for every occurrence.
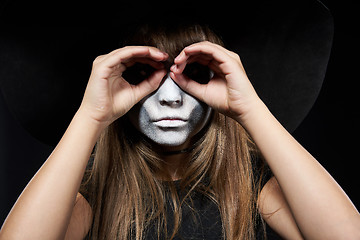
[127,99,151,132]
[127,96,160,140]
[187,98,212,136]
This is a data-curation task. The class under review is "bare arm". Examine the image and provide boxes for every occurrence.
[241,100,360,239]
[172,41,360,239]
[259,177,304,240]
[0,112,102,240]
[0,46,168,240]
[64,193,92,240]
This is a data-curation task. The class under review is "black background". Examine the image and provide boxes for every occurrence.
[0,0,359,238]
[292,0,360,212]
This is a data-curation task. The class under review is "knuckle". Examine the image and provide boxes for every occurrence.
[121,46,131,51]
[93,55,105,65]
[231,52,241,61]
[204,41,219,48]
[199,41,213,48]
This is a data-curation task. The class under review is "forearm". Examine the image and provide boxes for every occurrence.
[239,100,360,239]
[0,110,104,240]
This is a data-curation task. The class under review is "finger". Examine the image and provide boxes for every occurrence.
[174,42,234,75]
[170,72,206,102]
[171,54,214,75]
[132,69,167,102]
[123,58,165,69]
[184,43,228,64]
[174,42,223,63]
[172,49,192,73]
[102,46,168,69]
[188,44,241,76]
[121,49,168,65]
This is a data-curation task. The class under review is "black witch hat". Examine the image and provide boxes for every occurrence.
[0,0,333,146]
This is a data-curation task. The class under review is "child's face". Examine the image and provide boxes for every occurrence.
[127,73,212,148]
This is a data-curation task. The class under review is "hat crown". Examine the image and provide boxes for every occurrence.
[0,0,333,145]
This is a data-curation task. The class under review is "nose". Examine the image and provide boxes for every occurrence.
[157,74,183,107]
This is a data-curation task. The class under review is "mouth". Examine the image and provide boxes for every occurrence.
[152,117,188,128]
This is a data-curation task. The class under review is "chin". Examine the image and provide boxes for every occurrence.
[149,132,189,148]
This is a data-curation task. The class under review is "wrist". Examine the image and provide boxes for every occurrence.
[74,107,108,137]
[234,98,270,130]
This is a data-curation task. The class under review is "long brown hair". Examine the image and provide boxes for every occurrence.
[81,24,265,240]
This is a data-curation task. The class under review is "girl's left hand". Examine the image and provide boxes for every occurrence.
[170,41,262,122]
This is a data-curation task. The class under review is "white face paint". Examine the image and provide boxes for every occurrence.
[128,74,212,148]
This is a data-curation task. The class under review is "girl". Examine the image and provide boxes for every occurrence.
[1,24,359,240]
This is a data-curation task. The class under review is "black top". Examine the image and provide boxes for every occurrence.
[144,181,268,240]
[83,156,276,239]
[146,182,224,240]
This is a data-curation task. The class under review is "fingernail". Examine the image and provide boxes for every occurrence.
[174,54,182,63]
[155,51,166,57]
[170,72,178,81]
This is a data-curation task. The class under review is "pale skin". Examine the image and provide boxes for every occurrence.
[0,42,359,240]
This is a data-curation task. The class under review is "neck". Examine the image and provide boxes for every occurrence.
[158,146,193,181]
[161,145,195,156]
[148,140,198,181]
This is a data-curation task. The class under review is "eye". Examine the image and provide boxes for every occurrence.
[122,63,156,85]
[183,62,213,84]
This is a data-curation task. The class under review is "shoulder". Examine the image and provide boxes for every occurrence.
[64,193,92,240]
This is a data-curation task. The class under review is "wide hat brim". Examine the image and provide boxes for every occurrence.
[0,0,333,146]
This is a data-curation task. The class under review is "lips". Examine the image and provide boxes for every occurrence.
[152,117,187,127]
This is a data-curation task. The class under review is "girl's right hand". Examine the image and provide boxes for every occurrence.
[78,46,168,128]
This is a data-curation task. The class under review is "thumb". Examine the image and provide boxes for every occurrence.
[170,72,206,103]
[133,69,167,103]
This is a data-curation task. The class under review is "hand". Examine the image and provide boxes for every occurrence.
[170,41,261,122]
[79,46,168,127]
